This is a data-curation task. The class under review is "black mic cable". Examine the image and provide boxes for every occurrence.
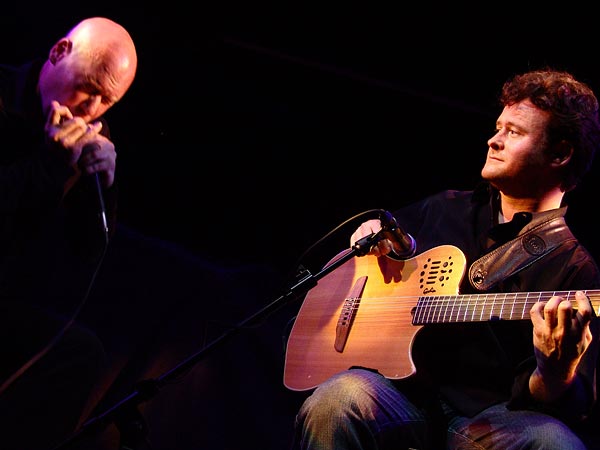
[0,144,110,397]
[81,143,109,242]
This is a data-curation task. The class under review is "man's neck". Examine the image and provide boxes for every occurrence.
[499,190,564,223]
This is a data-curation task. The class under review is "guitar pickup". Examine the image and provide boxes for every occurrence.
[335,276,368,352]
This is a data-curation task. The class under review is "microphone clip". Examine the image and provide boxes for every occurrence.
[378,210,417,259]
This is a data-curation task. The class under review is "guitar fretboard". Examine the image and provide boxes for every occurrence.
[412,290,600,325]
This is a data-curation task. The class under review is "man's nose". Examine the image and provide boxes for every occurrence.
[82,95,102,117]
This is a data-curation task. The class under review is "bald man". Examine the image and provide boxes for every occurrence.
[0,17,137,450]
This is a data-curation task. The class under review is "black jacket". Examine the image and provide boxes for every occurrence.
[0,60,117,311]
[392,183,600,424]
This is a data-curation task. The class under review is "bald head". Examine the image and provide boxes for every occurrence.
[38,17,138,121]
[66,17,137,90]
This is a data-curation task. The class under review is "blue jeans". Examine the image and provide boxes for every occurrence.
[291,368,588,450]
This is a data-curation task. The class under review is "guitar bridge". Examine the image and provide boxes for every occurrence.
[335,276,367,352]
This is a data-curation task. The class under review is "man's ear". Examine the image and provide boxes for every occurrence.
[48,38,72,65]
[551,140,574,167]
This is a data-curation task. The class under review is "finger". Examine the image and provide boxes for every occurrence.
[51,116,88,145]
[529,301,545,326]
[377,239,394,256]
[574,291,592,326]
[543,295,562,324]
[46,101,63,127]
[574,291,592,316]
[83,122,102,141]
[48,101,73,127]
[369,245,382,257]
[556,299,574,330]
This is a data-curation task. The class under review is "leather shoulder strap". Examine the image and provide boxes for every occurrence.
[469,216,576,291]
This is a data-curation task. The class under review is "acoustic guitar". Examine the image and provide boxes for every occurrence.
[283,245,600,391]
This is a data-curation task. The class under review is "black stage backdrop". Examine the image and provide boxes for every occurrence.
[2,4,600,450]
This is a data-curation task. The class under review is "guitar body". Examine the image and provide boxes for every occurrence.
[284,245,466,391]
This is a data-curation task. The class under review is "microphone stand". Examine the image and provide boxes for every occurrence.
[52,232,381,450]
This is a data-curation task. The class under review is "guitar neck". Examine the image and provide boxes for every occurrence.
[413,290,600,325]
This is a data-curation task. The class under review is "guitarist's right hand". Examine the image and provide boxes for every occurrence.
[350,219,395,257]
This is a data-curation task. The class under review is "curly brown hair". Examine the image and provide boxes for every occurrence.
[500,69,600,192]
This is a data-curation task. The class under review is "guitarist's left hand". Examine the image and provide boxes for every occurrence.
[529,291,593,402]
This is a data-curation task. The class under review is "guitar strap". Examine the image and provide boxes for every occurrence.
[469,213,576,291]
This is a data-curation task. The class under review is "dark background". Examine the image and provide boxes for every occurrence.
[5,4,600,271]
[3,4,600,450]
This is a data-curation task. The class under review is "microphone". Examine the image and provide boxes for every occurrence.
[81,143,108,237]
[379,210,416,258]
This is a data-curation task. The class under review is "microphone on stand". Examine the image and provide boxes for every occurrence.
[81,143,109,237]
[379,210,416,258]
